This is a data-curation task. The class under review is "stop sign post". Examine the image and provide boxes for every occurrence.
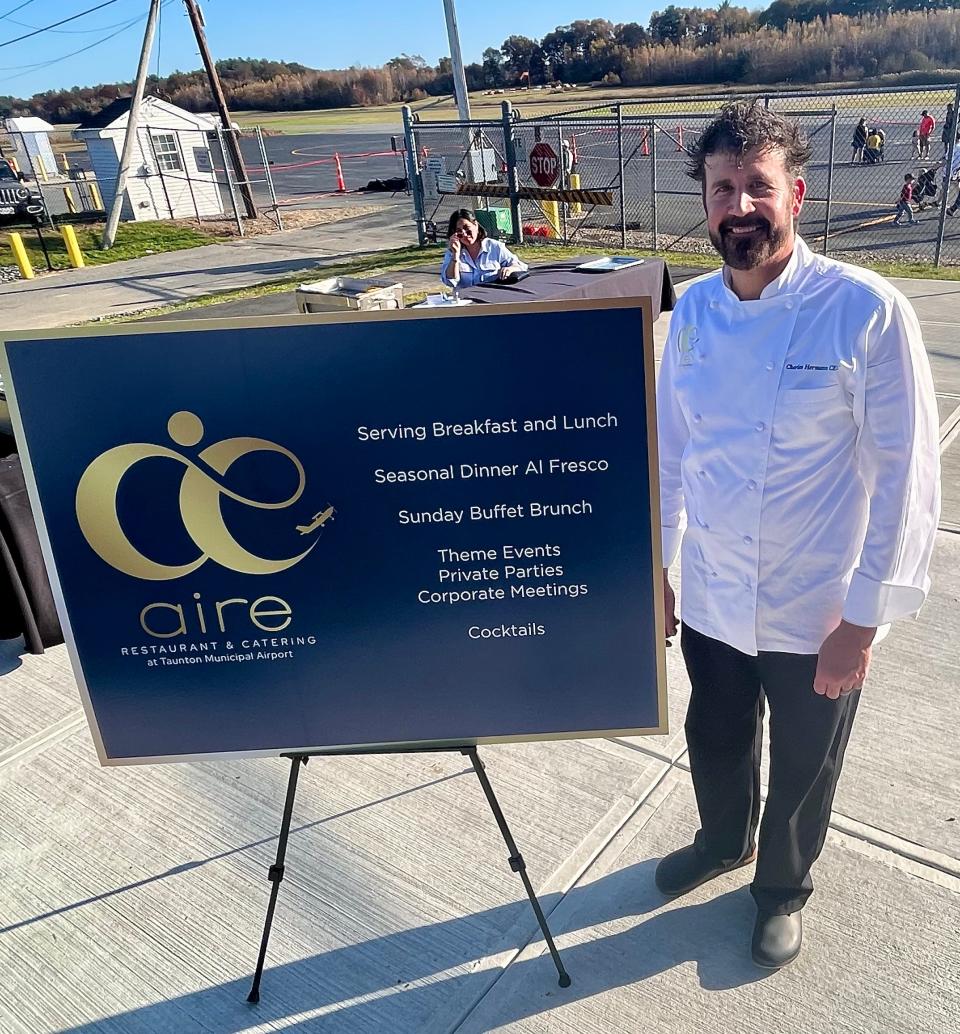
[530,141,559,187]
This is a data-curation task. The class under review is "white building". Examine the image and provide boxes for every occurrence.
[4,116,58,178]
[74,96,225,221]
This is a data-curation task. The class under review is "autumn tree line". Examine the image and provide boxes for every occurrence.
[6,3,960,123]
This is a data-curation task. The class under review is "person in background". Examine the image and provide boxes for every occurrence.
[893,173,918,225]
[944,139,960,215]
[941,103,955,157]
[911,130,921,159]
[864,128,882,164]
[851,117,867,163]
[918,110,936,159]
[656,101,939,971]
[440,209,527,289]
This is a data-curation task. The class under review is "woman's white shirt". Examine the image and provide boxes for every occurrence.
[440,239,527,287]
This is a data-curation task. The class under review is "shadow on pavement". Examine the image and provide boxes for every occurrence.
[58,865,768,1034]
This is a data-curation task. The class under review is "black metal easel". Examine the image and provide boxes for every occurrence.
[246,745,571,1003]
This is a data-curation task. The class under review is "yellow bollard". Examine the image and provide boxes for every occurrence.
[34,155,47,181]
[89,180,104,210]
[61,224,85,268]
[569,172,582,217]
[8,232,35,280]
[63,185,77,214]
[540,200,560,238]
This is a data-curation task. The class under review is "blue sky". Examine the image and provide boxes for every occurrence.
[0,0,665,98]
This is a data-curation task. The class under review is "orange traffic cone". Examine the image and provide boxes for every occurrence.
[334,152,346,192]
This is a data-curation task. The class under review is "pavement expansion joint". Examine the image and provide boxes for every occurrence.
[447,767,684,1034]
[0,711,85,776]
[640,748,960,885]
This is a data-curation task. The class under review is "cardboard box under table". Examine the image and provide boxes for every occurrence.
[295,276,403,313]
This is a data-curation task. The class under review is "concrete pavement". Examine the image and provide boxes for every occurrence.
[0,271,957,1032]
[0,202,414,331]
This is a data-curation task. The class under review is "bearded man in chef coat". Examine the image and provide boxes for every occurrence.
[655,102,940,969]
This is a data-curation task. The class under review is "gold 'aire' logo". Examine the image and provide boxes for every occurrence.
[76,411,324,581]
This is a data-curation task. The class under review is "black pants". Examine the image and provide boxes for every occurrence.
[681,623,860,915]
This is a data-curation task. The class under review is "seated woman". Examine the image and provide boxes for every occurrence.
[440,209,527,289]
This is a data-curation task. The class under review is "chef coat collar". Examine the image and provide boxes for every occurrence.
[720,235,811,303]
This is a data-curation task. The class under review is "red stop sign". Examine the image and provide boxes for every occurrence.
[529,141,559,187]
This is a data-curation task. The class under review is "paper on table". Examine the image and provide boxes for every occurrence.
[413,294,475,307]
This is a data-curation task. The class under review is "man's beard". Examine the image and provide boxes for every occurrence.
[709,216,791,270]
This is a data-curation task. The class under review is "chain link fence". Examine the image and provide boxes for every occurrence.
[404,82,960,267]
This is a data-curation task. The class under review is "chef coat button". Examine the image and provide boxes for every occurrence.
[743,534,753,545]
[697,469,706,479]
[746,479,757,491]
[711,570,718,578]
[709,300,718,310]
[693,413,702,423]
[785,300,795,310]
[755,421,765,432]
[765,361,775,371]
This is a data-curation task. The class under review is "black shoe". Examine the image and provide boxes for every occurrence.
[751,910,803,969]
[654,843,756,898]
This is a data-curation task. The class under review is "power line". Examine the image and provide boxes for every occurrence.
[0,16,140,80]
[3,15,142,34]
[0,0,123,48]
[0,1,40,21]
[0,1,174,83]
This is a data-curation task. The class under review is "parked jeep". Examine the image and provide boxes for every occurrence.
[0,158,46,224]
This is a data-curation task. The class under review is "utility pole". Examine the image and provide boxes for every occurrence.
[441,0,471,122]
[182,0,257,218]
[101,0,160,249]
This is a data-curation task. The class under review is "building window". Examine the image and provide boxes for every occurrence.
[151,133,183,173]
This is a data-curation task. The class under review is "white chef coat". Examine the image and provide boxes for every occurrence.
[440,239,528,287]
[657,236,941,656]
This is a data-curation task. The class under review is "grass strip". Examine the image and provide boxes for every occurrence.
[3,220,224,273]
[86,240,960,325]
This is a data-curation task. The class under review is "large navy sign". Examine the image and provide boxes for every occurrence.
[1,300,666,764]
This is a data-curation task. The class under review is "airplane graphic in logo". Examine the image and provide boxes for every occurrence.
[296,505,336,536]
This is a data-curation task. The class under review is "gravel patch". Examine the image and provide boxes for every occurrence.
[179,204,389,238]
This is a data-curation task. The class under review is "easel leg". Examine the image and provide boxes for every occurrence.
[247,754,307,1004]
[463,747,572,987]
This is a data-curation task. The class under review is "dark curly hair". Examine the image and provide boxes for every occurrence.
[686,101,812,184]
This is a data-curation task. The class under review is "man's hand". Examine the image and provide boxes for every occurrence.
[663,570,678,645]
[814,620,877,699]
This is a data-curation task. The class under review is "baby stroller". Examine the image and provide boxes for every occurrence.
[915,168,939,210]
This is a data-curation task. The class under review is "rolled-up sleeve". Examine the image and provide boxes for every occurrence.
[842,294,941,627]
[656,310,689,568]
